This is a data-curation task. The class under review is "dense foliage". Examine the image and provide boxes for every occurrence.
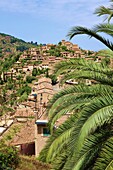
[0,146,19,170]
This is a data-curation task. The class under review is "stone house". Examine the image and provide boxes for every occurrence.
[60,51,71,58]
[95,56,105,63]
[40,46,47,52]
[40,60,49,69]
[48,56,56,65]
[11,120,35,155]
[14,108,34,122]
[22,66,29,72]
[11,74,73,157]
[71,44,80,52]
[34,77,54,156]
[30,48,40,56]
[46,44,56,50]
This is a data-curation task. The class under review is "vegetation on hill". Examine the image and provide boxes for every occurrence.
[0,32,79,117]
[0,120,50,170]
[0,146,19,170]
[0,147,50,170]
[45,44,75,57]
[0,33,38,116]
[16,155,50,170]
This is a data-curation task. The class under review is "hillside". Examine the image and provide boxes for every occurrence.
[0,33,110,170]
[0,33,91,117]
[0,32,38,80]
[16,155,50,170]
[0,32,37,52]
[0,33,39,116]
[0,32,38,63]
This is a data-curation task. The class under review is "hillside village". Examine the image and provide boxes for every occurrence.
[0,34,112,157]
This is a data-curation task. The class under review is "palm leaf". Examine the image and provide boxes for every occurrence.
[94,23,113,37]
[54,59,113,78]
[60,69,113,86]
[94,6,113,22]
[77,94,113,152]
[67,26,113,51]
[93,136,113,170]
[69,128,113,170]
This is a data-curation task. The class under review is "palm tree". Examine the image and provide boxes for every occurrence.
[39,1,113,170]
[94,0,113,22]
[39,60,113,170]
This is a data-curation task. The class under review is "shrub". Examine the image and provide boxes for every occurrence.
[7,83,14,90]
[0,146,19,170]
[26,76,36,83]
[16,46,29,52]
[17,92,28,103]
[17,85,31,96]
[32,68,38,76]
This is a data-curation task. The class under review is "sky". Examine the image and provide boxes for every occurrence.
[0,0,111,51]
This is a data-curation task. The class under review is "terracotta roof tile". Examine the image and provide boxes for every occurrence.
[38,83,53,90]
[14,108,34,118]
[11,120,35,145]
[38,77,52,84]
[21,101,36,108]
[37,89,54,95]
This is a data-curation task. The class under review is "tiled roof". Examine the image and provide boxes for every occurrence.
[37,89,54,95]
[14,108,34,118]
[48,56,56,60]
[21,101,36,108]
[11,120,35,145]
[38,77,52,84]
[38,83,53,90]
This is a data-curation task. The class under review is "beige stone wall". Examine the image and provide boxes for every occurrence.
[35,124,50,156]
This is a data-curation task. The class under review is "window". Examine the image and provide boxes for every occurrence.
[43,128,50,137]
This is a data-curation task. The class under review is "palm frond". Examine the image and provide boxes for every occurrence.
[70,128,113,170]
[47,84,107,123]
[77,94,113,152]
[93,136,113,170]
[67,26,113,51]
[49,96,93,131]
[94,23,113,37]
[39,2,113,168]
[54,58,113,77]
[60,69,113,86]
[94,6,113,22]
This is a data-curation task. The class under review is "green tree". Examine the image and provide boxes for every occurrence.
[58,41,62,46]
[61,46,68,51]
[49,74,58,85]
[39,2,113,170]
[32,68,38,76]
[17,92,28,103]
[16,45,29,52]
[0,146,19,170]
[17,84,31,96]
[26,75,36,83]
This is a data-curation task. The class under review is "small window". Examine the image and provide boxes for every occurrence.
[43,128,50,137]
